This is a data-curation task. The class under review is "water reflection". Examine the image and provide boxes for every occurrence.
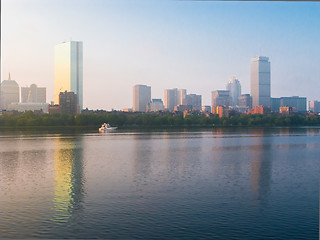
[250,129,273,205]
[51,136,85,224]
[133,134,153,179]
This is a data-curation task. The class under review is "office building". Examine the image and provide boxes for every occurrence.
[186,94,202,111]
[211,90,232,109]
[133,84,151,112]
[309,100,319,113]
[0,73,19,109]
[271,98,281,112]
[238,94,252,109]
[146,99,165,112]
[59,91,79,115]
[55,41,83,109]
[280,96,306,112]
[177,89,187,105]
[21,84,46,103]
[251,56,271,108]
[164,88,178,111]
[226,77,241,107]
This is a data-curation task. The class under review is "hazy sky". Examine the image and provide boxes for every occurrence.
[2,0,320,110]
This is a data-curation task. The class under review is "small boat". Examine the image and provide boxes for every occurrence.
[99,123,117,132]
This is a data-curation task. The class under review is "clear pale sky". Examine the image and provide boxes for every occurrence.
[1,0,319,110]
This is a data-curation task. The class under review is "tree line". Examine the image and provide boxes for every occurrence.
[0,111,319,128]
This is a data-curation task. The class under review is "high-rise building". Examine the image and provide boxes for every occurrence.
[238,94,252,111]
[177,89,186,105]
[226,77,241,107]
[54,41,83,109]
[164,88,178,111]
[164,88,189,111]
[186,94,202,111]
[133,84,151,112]
[309,100,319,113]
[211,90,232,108]
[21,84,46,103]
[59,91,79,115]
[251,56,271,108]
[0,73,19,109]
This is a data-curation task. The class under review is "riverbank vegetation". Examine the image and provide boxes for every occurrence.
[0,111,319,128]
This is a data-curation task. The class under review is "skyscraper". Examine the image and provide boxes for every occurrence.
[164,88,178,111]
[54,41,83,110]
[226,77,241,107]
[186,94,202,110]
[177,89,186,105]
[309,100,320,113]
[211,90,232,108]
[133,85,151,112]
[238,94,252,112]
[0,73,19,109]
[21,84,46,103]
[251,56,271,108]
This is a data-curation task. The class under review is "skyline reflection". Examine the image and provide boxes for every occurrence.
[250,129,273,205]
[51,136,85,224]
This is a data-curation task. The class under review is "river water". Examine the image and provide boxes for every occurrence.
[0,127,319,239]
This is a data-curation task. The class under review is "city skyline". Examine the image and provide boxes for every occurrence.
[2,0,319,110]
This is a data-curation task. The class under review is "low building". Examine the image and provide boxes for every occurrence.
[245,106,270,115]
[216,106,229,118]
[279,106,294,115]
[7,102,49,113]
[174,105,193,112]
[280,96,306,112]
[201,106,211,113]
[48,104,60,114]
[146,99,165,112]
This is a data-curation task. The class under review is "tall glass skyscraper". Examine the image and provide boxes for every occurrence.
[250,56,271,108]
[54,41,83,110]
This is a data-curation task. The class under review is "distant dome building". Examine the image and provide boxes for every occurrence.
[226,77,241,107]
[1,73,20,109]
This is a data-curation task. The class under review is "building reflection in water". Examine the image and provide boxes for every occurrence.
[133,133,153,180]
[250,129,273,205]
[52,136,85,223]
